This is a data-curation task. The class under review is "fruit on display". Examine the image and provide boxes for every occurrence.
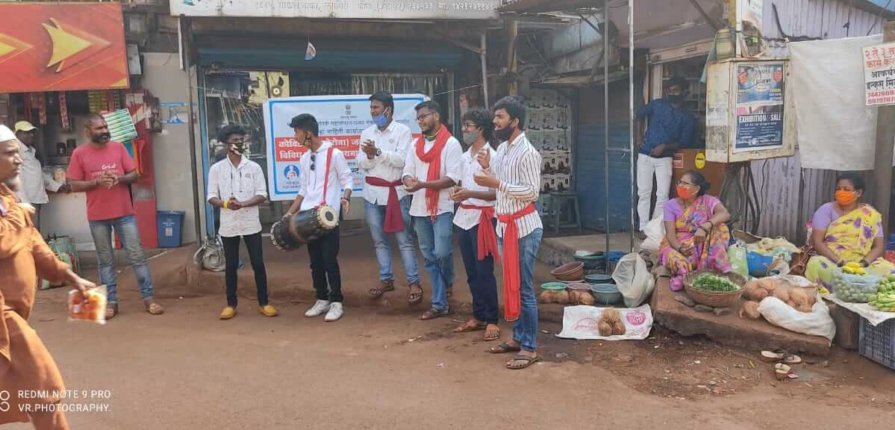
[870,275,895,312]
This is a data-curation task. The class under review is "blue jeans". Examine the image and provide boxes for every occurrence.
[499,228,543,352]
[456,223,498,324]
[365,196,420,284]
[88,215,154,304]
[413,213,454,312]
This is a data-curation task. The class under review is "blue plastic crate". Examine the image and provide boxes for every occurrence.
[858,318,895,371]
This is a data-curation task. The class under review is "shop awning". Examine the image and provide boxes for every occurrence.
[194,36,466,72]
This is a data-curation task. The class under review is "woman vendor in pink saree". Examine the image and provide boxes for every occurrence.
[659,171,732,291]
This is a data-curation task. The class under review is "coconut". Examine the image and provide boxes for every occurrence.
[555,290,571,305]
[739,301,761,320]
[597,321,613,336]
[611,320,627,336]
[579,292,595,306]
[602,308,621,324]
[773,287,791,303]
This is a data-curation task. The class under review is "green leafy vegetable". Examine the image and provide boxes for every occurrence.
[692,273,739,292]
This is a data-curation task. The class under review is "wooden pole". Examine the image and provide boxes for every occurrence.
[507,17,518,96]
[874,21,895,234]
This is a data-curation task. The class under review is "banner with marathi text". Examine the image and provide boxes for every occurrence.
[262,94,426,201]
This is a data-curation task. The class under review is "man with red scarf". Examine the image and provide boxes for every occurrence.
[450,108,500,341]
[474,96,544,370]
[402,101,462,320]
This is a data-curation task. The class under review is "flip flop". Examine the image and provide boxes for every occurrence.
[453,319,486,333]
[488,342,521,354]
[507,354,542,370]
[408,283,424,305]
[419,308,449,321]
[483,324,501,341]
[774,363,798,381]
[760,350,785,362]
[368,281,395,299]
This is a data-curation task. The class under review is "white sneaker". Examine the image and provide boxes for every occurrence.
[305,300,331,318]
[324,302,343,322]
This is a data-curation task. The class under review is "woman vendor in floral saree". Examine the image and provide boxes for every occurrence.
[659,171,732,291]
[805,173,895,286]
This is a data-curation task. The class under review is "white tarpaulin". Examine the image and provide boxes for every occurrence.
[789,35,895,170]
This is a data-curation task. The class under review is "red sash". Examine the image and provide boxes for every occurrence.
[497,203,537,322]
[318,146,335,208]
[460,203,498,261]
[365,176,404,233]
[414,127,451,217]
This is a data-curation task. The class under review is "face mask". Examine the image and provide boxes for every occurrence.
[230,142,245,155]
[676,185,694,200]
[462,131,479,145]
[666,94,683,104]
[372,112,389,128]
[835,190,858,206]
[494,125,513,142]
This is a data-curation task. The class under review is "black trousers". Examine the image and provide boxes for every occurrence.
[221,233,268,307]
[456,223,499,324]
[307,226,343,302]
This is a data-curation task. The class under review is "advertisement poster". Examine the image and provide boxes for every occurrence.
[262,94,426,201]
[0,3,129,92]
[734,62,785,152]
[863,42,895,106]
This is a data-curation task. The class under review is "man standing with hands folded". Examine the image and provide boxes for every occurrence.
[474,96,544,370]
[207,124,276,320]
[402,100,462,320]
[359,91,422,304]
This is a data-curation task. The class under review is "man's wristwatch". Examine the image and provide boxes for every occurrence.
[375,148,382,157]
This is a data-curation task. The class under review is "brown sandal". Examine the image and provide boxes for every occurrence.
[419,308,449,320]
[453,319,486,333]
[507,354,542,370]
[483,324,500,341]
[488,342,521,354]
[144,300,164,316]
[369,280,395,299]
[408,283,424,305]
[105,303,119,320]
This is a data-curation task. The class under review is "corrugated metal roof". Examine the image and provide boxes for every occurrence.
[762,0,885,39]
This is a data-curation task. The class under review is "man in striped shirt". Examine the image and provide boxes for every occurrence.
[474,96,544,370]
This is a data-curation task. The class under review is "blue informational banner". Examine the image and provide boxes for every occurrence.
[262,94,426,201]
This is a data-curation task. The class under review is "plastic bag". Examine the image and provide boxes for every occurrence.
[68,285,108,325]
[612,252,656,307]
[640,215,665,252]
[193,236,225,272]
[757,296,835,341]
[728,242,749,278]
[832,269,880,303]
[556,304,654,340]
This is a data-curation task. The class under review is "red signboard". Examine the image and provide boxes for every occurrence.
[0,3,129,93]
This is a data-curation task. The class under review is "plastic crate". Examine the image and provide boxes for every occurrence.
[858,318,895,370]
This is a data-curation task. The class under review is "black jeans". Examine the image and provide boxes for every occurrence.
[221,233,268,307]
[307,226,343,303]
[456,223,499,324]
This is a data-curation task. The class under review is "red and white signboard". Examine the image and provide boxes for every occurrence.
[863,42,895,106]
[263,94,426,201]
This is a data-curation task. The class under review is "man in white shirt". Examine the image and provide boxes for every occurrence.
[285,114,353,322]
[475,96,544,370]
[206,124,277,320]
[450,108,500,341]
[14,121,66,229]
[358,91,422,304]
[402,101,462,320]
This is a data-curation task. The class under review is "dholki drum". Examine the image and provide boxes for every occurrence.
[270,205,339,251]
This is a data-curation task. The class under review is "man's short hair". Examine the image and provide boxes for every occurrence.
[85,114,106,128]
[493,96,526,129]
[414,100,441,115]
[369,91,395,112]
[666,76,689,92]
[217,124,247,143]
[288,114,319,137]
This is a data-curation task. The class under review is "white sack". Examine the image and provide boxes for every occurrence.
[757,296,835,341]
[612,252,656,307]
[789,35,895,170]
[556,305,654,340]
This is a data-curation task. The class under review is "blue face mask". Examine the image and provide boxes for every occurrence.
[373,112,389,127]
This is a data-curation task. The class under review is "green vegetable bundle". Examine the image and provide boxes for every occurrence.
[692,273,739,292]
[870,275,895,312]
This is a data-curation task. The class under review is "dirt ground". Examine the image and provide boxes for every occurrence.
[7,230,895,429]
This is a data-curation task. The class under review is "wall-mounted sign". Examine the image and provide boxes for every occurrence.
[171,0,500,20]
[863,42,895,106]
[0,3,129,93]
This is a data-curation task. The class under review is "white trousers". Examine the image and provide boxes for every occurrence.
[636,154,673,231]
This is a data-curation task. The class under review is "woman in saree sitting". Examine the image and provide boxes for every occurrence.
[659,171,732,291]
[805,173,895,285]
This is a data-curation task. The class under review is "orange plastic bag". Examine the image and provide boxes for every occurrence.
[68,285,108,325]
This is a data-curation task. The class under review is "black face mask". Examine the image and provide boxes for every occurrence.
[666,94,684,104]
